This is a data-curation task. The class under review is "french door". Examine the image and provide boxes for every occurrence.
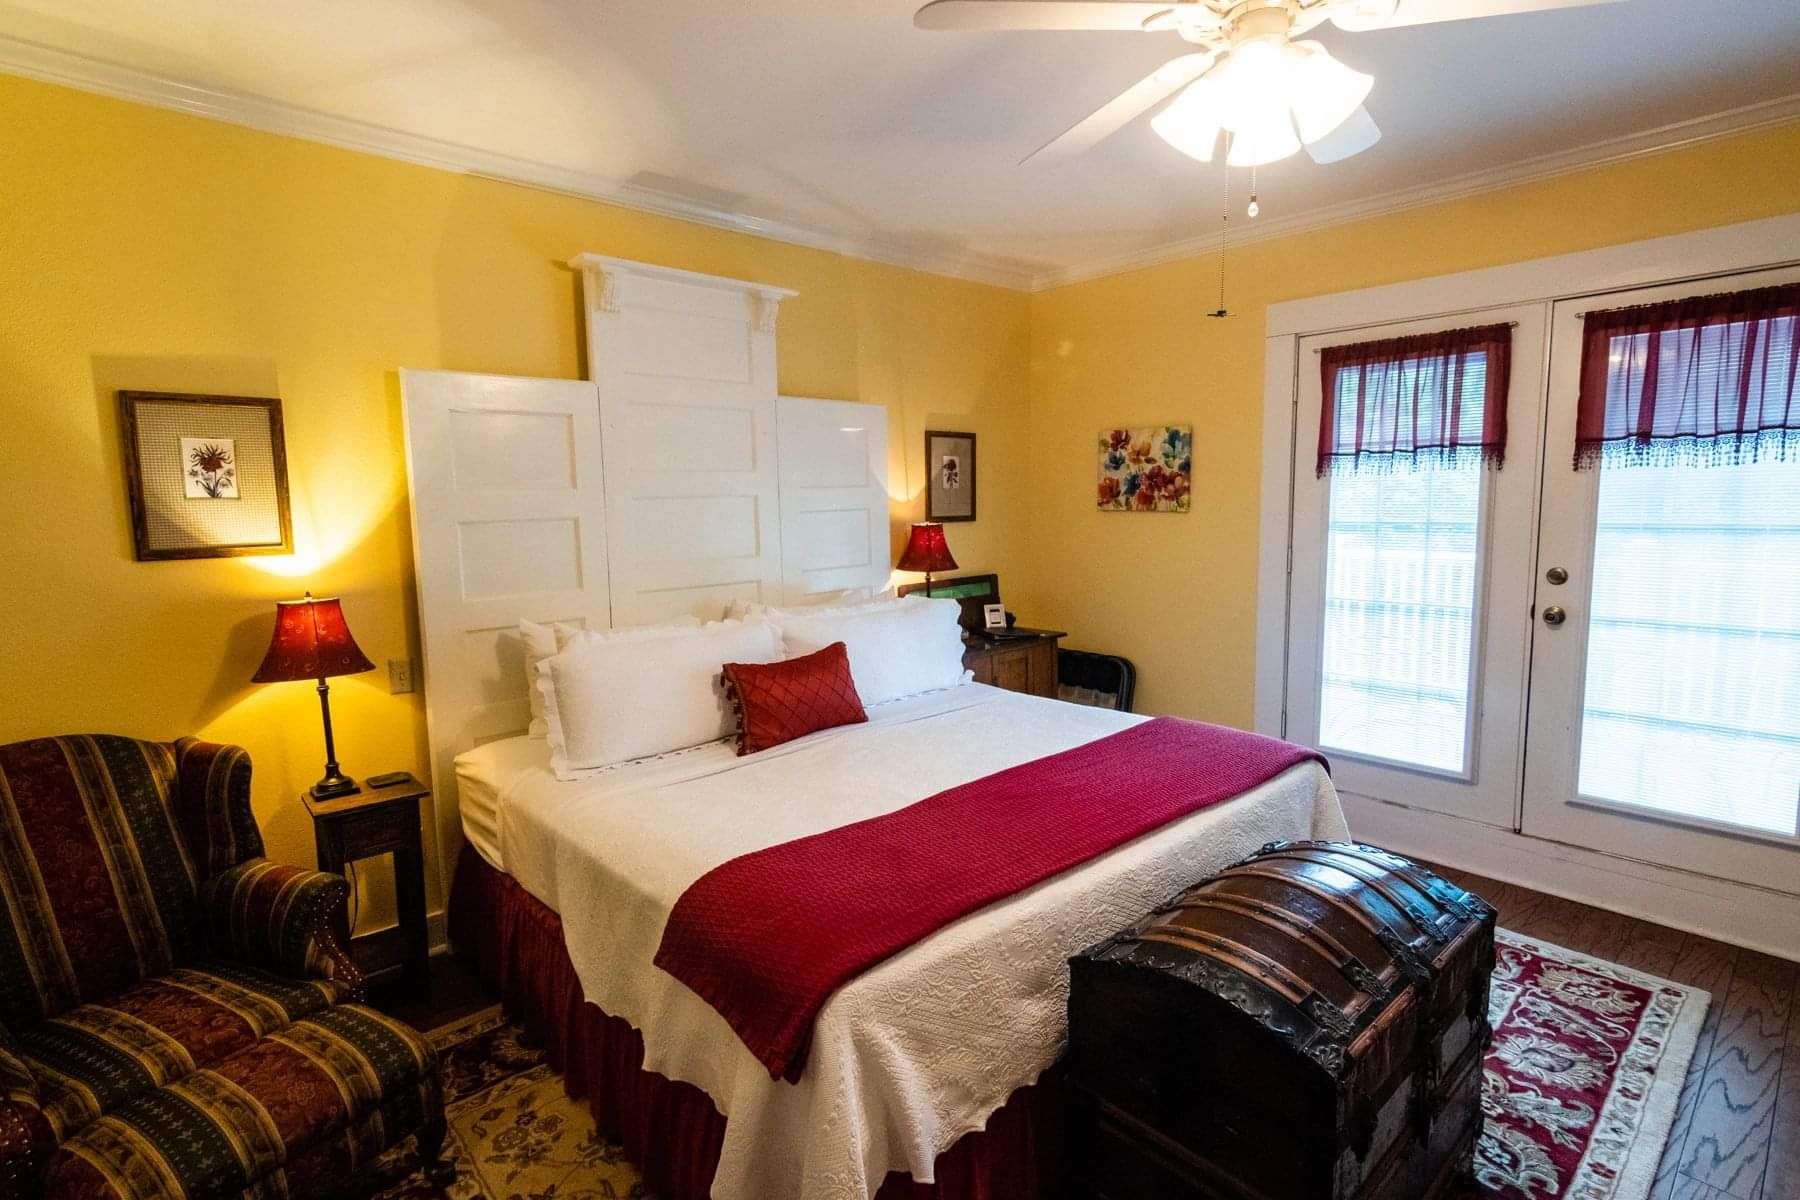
[1287,304,1547,829]
[1287,272,1800,892]
[1520,268,1800,890]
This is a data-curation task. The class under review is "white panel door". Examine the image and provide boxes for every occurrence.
[1286,305,1547,827]
[577,258,791,625]
[777,396,891,602]
[400,369,610,875]
[1520,267,1800,890]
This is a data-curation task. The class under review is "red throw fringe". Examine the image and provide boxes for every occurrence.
[447,846,1055,1200]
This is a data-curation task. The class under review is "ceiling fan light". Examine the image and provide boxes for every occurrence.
[1150,77,1224,162]
[1226,112,1301,166]
[1288,41,1374,145]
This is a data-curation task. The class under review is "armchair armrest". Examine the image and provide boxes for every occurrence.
[0,1024,50,1200]
[201,859,364,1000]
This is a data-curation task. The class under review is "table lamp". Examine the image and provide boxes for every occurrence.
[898,521,958,595]
[251,592,375,799]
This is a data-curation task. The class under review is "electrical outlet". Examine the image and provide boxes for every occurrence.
[388,658,416,694]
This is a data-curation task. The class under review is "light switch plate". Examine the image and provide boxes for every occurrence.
[387,658,416,694]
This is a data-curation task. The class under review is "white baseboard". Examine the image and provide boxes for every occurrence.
[1342,793,1800,963]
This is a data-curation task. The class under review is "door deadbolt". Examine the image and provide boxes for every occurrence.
[1542,605,1567,627]
[1545,566,1568,585]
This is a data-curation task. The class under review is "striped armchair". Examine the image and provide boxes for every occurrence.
[0,735,450,1200]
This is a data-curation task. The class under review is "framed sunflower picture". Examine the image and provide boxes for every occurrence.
[1098,424,1191,513]
[118,391,293,560]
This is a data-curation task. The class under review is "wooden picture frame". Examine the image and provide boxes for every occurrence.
[925,429,976,522]
[118,391,294,560]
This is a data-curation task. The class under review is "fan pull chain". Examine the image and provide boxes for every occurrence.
[1247,165,1260,219]
[1208,153,1231,319]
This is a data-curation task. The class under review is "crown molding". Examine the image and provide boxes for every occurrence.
[1027,92,1800,291]
[2,35,1794,297]
[0,36,1039,291]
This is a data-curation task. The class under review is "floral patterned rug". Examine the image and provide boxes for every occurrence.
[1474,932,1707,1200]
[370,929,1706,1200]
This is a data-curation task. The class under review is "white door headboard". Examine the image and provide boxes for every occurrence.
[776,396,891,601]
[401,259,895,920]
[572,255,797,625]
[399,369,613,880]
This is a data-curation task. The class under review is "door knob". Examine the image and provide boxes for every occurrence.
[1543,605,1566,627]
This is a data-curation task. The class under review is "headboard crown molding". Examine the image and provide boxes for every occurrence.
[566,253,799,305]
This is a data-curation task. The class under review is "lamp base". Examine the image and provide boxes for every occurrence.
[310,772,360,800]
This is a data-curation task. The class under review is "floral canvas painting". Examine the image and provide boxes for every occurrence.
[181,436,239,498]
[1098,425,1191,512]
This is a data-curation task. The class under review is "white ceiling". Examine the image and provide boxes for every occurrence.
[3,0,1797,288]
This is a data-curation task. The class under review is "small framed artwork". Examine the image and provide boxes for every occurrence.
[118,391,293,560]
[1098,424,1192,513]
[925,429,976,522]
[982,602,1007,631]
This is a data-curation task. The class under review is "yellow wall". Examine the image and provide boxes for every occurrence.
[0,74,1032,930]
[1025,122,1800,727]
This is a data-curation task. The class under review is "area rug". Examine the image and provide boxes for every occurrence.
[372,929,1708,1200]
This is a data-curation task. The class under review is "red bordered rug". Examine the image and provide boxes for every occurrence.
[1476,930,1710,1200]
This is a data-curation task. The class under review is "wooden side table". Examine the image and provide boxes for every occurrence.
[302,774,432,1002]
[962,628,1065,698]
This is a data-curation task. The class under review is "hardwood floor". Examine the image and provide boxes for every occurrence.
[1422,861,1800,1200]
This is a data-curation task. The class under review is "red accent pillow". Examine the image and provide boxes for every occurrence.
[721,642,867,755]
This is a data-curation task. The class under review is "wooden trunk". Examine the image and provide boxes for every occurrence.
[1066,841,1496,1200]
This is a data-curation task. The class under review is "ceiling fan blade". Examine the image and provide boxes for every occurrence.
[914,1,1176,32]
[1021,51,1215,164]
[1328,0,1622,32]
[1304,105,1382,164]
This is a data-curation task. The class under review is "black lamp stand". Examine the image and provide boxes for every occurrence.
[310,676,359,799]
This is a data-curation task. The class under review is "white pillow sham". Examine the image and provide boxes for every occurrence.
[519,615,699,737]
[773,595,968,707]
[538,617,781,779]
[723,586,897,622]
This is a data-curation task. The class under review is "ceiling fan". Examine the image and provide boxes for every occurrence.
[913,0,1623,168]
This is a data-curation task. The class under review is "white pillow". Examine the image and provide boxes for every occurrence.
[538,617,781,779]
[519,615,700,737]
[773,596,968,707]
[723,587,897,622]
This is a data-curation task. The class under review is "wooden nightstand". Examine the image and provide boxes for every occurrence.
[962,628,1065,698]
[302,774,432,1002]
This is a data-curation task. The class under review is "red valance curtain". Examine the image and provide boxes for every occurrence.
[1575,282,1800,469]
[1317,323,1512,476]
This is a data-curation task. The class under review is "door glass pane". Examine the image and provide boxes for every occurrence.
[1319,460,1482,772]
[1577,458,1800,836]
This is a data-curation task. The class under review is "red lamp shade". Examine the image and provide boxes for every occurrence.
[897,522,958,575]
[250,593,376,683]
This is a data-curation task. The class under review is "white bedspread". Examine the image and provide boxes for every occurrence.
[456,683,1347,1200]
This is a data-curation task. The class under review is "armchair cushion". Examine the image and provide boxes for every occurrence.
[43,1004,440,1200]
[18,964,348,1143]
[200,860,361,995]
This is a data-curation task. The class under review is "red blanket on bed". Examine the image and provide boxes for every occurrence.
[653,716,1326,1081]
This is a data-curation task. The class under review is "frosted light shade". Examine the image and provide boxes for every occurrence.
[1151,37,1376,168]
[1150,77,1223,162]
[1289,41,1374,145]
[1226,109,1301,166]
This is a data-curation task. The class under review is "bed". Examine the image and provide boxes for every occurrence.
[450,681,1346,1200]
[400,259,1347,1199]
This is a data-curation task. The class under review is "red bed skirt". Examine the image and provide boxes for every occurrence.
[446,845,1058,1199]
